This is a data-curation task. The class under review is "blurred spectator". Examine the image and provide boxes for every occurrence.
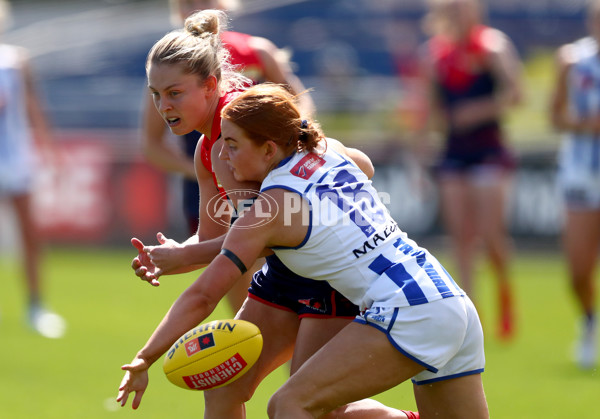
[0,0,65,338]
[549,0,600,369]
[415,0,523,339]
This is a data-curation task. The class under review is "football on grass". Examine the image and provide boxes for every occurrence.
[163,319,263,390]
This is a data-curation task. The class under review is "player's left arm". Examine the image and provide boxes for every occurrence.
[486,28,524,109]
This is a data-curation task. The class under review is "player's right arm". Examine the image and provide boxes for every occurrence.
[129,135,229,284]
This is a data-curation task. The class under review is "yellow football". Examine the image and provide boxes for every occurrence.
[163,319,263,390]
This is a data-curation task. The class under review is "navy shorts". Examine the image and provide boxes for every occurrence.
[438,125,516,174]
[248,255,359,319]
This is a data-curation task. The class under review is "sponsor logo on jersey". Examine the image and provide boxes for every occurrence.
[182,353,248,389]
[185,333,215,357]
[290,153,326,180]
[352,221,399,258]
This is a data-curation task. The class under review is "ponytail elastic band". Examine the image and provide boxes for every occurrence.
[300,119,308,129]
[219,248,248,274]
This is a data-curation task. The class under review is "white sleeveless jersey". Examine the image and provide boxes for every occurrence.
[558,37,600,207]
[261,141,463,310]
[0,44,35,194]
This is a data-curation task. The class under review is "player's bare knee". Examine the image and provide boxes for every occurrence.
[204,381,257,406]
[267,388,297,418]
[269,388,329,418]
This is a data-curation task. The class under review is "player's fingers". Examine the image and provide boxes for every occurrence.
[117,390,128,407]
[131,238,145,252]
[117,373,131,405]
[132,390,144,410]
[144,274,160,286]
[157,232,166,244]
[131,257,142,270]
[134,266,147,278]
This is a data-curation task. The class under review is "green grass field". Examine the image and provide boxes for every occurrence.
[0,245,597,418]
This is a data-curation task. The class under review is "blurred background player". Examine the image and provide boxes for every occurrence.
[415,0,524,339]
[0,0,65,338]
[549,0,600,369]
[140,0,315,314]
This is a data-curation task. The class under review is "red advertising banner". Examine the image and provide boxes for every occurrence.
[31,137,169,244]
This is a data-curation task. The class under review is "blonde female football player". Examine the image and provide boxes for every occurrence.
[122,9,416,419]
[118,83,488,418]
[141,0,315,314]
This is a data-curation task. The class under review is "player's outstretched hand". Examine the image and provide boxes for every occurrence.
[131,238,160,286]
[117,357,150,410]
[142,232,185,277]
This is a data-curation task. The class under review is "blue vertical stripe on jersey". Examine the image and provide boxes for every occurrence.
[438,263,463,295]
[414,251,454,298]
[392,236,458,297]
[368,254,428,306]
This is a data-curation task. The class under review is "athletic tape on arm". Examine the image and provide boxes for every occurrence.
[219,248,248,275]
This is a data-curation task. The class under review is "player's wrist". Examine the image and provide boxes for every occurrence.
[134,351,155,369]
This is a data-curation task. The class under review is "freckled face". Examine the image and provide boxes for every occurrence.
[219,119,269,183]
[147,63,213,136]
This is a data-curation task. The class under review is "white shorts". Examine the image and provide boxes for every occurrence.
[557,167,600,210]
[354,295,485,385]
[557,138,600,210]
[0,157,34,197]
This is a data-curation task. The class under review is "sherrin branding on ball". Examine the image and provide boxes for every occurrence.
[163,319,263,390]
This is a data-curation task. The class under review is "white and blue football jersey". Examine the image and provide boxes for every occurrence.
[0,44,35,194]
[558,37,600,208]
[260,140,464,310]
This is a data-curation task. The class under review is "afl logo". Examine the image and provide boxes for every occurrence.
[206,188,279,229]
